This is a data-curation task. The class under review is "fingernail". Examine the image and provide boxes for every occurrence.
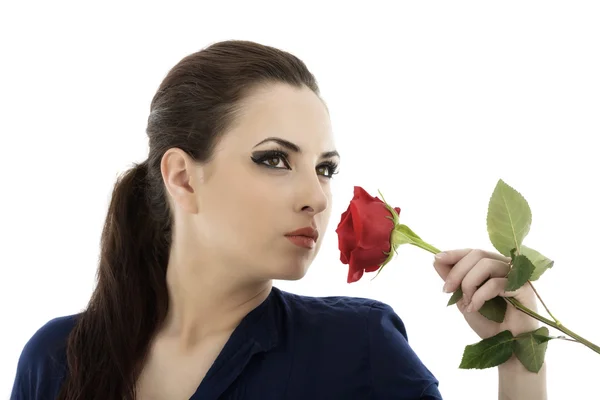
[435,252,447,260]
[443,282,451,293]
[466,303,474,313]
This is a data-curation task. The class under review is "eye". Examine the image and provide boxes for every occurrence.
[251,149,339,179]
[251,150,291,170]
[317,161,339,179]
[264,155,286,168]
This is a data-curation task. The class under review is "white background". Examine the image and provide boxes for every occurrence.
[1,1,599,399]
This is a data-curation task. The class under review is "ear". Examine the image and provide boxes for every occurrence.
[160,148,201,214]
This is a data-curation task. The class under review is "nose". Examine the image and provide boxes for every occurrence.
[295,174,329,216]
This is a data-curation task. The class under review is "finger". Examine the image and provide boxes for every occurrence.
[461,258,510,305]
[464,277,508,313]
[432,260,452,281]
[435,248,511,266]
[434,248,472,266]
[432,248,473,281]
[442,249,486,293]
[440,249,510,293]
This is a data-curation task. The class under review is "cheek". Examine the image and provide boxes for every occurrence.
[218,191,275,243]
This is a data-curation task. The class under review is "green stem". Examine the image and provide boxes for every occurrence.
[428,244,442,254]
[506,297,600,354]
[527,281,560,324]
[419,242,600,355]
[414,241,442,255]
[555,336,579,343]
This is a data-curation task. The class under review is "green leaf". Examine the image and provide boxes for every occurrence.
[510,247,517,261]
[506,254,535,291]
[521,245,554,281]
[459,330,515,369]
[532,333,554,345]
[487,179,532,257]
[513,327,550,373]
[478,296,507,323]
[447,287,463,306]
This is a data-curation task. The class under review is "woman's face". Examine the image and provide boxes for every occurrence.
[185,83,339,282]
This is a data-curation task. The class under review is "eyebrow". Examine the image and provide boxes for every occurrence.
[253,137,340,159]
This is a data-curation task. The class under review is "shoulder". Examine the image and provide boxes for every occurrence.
[275,287,405,334]
[275,287,390,333]
[277,287,381,315]
[11,313,80,399]
[274,288,442,399]
[16,313,79,368]
[364,303,442,398]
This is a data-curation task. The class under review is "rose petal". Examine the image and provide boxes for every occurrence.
[348,187,397,251]
[339,186,401,283]
[356,204,394,250]
[347,267,364,283]
[335,208,356,264]
[349,248,387,274]
[349,201,364,241]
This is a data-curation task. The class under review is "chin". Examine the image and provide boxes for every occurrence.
[270,262,310,281]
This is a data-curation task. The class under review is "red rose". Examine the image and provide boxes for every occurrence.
[335,186,401,283]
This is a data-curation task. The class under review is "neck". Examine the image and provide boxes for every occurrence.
[158,248,272,351]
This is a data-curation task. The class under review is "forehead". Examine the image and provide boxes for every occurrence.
[222,83,335,152]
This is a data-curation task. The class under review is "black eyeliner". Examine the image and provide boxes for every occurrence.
[250,148,291,169]
[317,160,340,178]
[251,147,339,178]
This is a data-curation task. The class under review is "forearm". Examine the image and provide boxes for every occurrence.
[498,354,547,400]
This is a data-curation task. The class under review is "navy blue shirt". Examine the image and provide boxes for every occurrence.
[11,286,442,399]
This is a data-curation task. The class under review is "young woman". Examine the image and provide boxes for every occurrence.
[11,40,547,399]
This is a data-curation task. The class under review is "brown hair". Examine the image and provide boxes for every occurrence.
[57,40,319,400]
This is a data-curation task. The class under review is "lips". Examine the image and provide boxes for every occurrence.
[284,226,319,242]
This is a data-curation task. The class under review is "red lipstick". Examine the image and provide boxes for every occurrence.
[284,227,318,249]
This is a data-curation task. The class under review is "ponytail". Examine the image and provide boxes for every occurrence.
[58,161,171,400]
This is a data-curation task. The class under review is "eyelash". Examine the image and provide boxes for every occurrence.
[251,149,339,179]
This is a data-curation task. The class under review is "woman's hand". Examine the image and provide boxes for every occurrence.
[433,248,540,339]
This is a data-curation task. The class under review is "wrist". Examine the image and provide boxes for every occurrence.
[498,354,547,400]
[498,354,527,372]
[499,352,548,374]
